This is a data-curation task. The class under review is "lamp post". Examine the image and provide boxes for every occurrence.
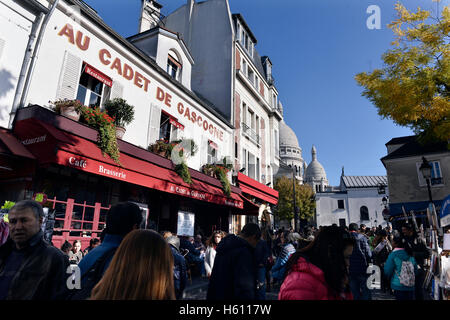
[293,166,298,232]
[419,157,433,205]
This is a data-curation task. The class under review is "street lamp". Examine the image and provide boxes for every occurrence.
[419,157,433,205]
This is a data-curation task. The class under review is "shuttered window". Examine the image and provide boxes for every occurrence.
[56,51,82,100]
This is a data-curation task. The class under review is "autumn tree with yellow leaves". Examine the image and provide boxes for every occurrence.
[355,1,449,146]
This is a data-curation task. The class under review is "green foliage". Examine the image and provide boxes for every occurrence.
[175,162,192,184]
[355,2,450,146]
[273,176,316,221]
[104,98,135,127]
[1,201,15,210]
[80,107,120,164]
[201,158,233,196]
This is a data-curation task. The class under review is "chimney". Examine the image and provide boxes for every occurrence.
[139,0,163,33]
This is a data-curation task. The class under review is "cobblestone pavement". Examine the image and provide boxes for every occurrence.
[182,278,395,300]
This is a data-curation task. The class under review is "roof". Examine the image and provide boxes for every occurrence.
[232,14,257,44]
[279,120,300,148]
[341,176,387,188]
[381,135,448,162]
[385,135,416,146]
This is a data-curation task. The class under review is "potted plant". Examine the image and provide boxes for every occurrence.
[50,99,84,121]
[80,107,120,164]
[104,98,135,139]
[175,162,192,184]
[201,158,233,196]
[148,140,177,158]
[201,164,216,177]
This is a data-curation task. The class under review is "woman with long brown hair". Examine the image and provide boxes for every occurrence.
[204,230,226,278]
[90,229,175,300]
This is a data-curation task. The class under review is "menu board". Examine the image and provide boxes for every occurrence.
[177,211,195,236]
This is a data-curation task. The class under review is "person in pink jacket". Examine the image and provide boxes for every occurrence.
[279,226,355,300]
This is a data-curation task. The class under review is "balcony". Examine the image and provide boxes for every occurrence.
[267,74,275,86]
[242,122,260,145]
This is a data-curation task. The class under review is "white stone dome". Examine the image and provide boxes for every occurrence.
[305,146,327,180]
[279,120,299,148]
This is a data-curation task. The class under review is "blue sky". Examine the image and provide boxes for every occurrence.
[84,0,446,186]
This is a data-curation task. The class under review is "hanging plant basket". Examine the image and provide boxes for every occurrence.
[115,126,126,139]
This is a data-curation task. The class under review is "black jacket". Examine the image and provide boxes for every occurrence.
[170,246,188,300]
[0,231,69,300]
[207,234,256,300]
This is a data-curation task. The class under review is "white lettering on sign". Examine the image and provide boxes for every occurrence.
[22,135,46,145]
[98,165,127,180]
[68,157,87,168]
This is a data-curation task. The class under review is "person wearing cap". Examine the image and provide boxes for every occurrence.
[166,235,188,299]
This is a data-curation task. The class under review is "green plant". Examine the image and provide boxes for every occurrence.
[214,166,231,197]
[175,162,192,184]
[201,158,233,196]
[50,99,84,114]
[104,98,135,127]
[80,107,120,164]
[1,201,15,210]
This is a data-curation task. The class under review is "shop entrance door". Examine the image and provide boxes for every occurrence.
[45,197,110,250]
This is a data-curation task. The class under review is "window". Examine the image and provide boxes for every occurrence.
[235,142,238,159]
[242,60,247,76]
[207,143,217,164]
[360,206,369,221]
[274,130,279,156]
[167,51,182,81]
[242,148,247,174]
[272,94,277,108]
[248,152,256,179]
[431,161,443,185]
[256,157,260,182]
[416,160,444,186]
[338,200,345,209]
[159,112,171,141]
[76,65,106,108]
[248,68,255,86]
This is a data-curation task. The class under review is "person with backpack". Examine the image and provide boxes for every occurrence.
[384,235,418,300]
[65,202,143,300]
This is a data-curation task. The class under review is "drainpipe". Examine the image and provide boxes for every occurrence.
[9,0,61,128]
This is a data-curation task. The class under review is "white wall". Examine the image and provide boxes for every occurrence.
[316,188,388,227]
[0,0,34,127]
[6,1,233,171]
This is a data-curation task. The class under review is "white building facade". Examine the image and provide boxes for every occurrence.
[315,174,389,228]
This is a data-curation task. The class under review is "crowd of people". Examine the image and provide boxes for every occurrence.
[0,199,434,300]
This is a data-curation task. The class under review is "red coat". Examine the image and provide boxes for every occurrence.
[278,256,353,300]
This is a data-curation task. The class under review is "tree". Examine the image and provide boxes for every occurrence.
[273,176,316,222]
[355,1,449,146]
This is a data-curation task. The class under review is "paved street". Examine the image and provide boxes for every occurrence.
[182,277,395,300]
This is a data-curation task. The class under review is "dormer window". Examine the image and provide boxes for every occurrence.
[167,51,182,81]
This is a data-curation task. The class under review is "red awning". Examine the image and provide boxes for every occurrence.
[0,128,35,159]
[240,194,260,216]
[13,119,243,209]
[237,172,278,205]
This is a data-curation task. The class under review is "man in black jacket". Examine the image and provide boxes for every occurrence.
[0,200,69,300]
[166,235,188,299]
[207,223,261,300]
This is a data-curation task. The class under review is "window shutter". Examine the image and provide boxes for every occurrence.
[147,103,161,146]
[0,39,5,61]
[110,81,124,99]
[56,51,82,100]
